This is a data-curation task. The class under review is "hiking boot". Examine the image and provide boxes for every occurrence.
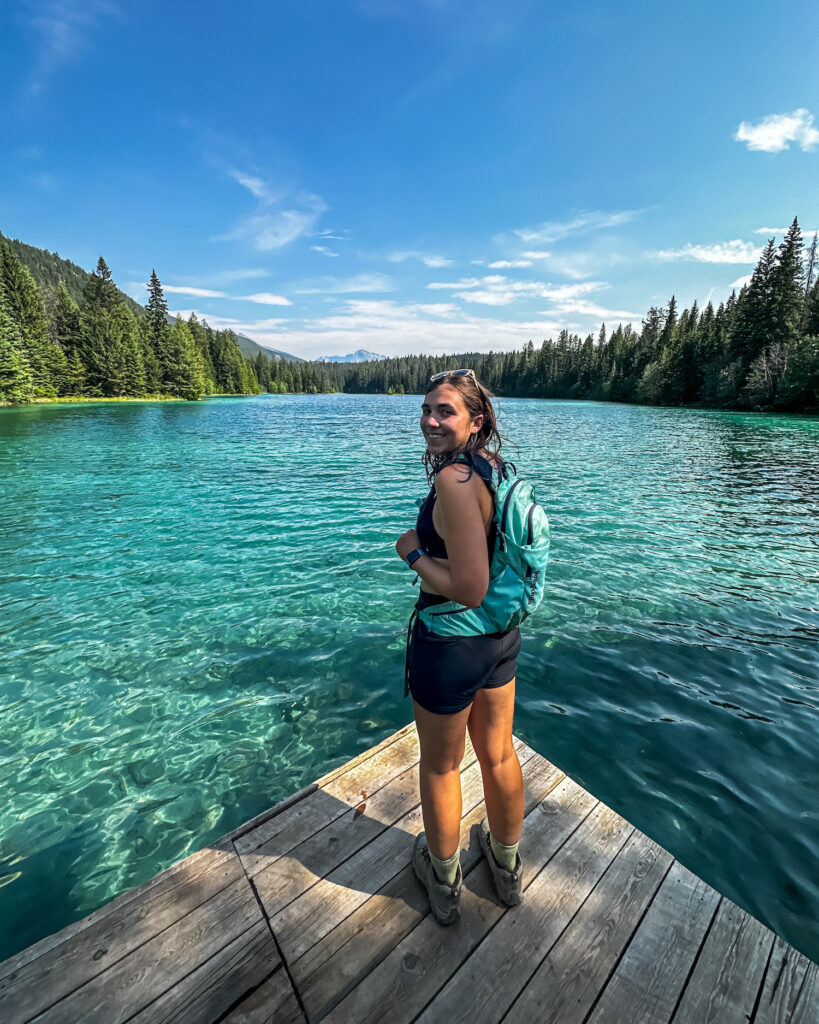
[478,817,523,906]
[412,832,462,925]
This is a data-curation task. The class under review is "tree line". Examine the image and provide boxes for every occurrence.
[2,218,817,410]
[0,247,261,403]
[319,219,817,412]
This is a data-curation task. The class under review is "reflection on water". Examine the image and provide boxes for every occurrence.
[0,395,817,963]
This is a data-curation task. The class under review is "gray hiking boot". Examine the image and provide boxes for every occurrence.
[478,817,523,906]
[412,832,462,925]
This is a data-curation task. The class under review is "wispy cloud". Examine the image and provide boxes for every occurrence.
[754,225,819,235]
[130,282,291,306]
[311,245,339,257]
[162,284,227,298]
[219,168,327,251]
[510,209,643,245]
[521,250,551,259]
[240,292,292,306]
[430,275,610,307]
[387,250,454,268]
[651,240,762,264]
[735,109,819,153]
[179,298,569,359]
[294,273,394,294]
[730,275,753,290]
[487,259,532,268]
[228,169,277,202]
[25,0,118,95]
[541,299,643,321]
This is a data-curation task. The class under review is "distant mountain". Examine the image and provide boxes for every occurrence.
[2,231,303,363]
[316,349,387,363]
[232,332,304,363]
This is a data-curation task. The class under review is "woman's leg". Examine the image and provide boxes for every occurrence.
[413,699,472,860]
[467,679,524,846]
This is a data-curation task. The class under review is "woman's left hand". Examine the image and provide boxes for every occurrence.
[395,529,421,560]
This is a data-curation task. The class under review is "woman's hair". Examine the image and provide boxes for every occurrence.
[421,371,506,483]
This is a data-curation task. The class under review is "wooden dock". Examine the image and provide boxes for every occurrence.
[1,722,816,1023]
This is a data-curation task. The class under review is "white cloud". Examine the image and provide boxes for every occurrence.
[199,298,568,359]
[387,250,454,267]
[511,209,642,245]
[735,109,819,152]
[437,276,609,307]
[219,171,327,251]
[219,203,327,251]
[651,240,762,264]
[240,292,292,306]
[521,250,551,259]
[541,299,643,321]
[26,1,117,95]
[228,169,276,202]
[162,284,227,298]
[311,245,339,257]
[487,259,533,268]
[294,274,394,294]
[754,225,819,235]
[729,275,753,290]
[427,277,481,290]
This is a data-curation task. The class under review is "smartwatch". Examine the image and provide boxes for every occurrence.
[405,548,425,567]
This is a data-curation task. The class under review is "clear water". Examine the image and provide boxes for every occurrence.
[0,395,817,964]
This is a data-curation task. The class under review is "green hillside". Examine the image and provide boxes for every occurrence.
[0,232,302,363]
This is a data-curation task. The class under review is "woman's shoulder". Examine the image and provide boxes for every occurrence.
[435,451,499,492]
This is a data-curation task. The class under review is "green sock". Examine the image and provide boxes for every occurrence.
[429,849,460,886]
[490,833,519,872]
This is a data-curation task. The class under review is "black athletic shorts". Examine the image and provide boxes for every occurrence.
[406,616,521,715]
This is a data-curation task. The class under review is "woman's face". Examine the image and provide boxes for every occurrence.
[420,383,483,454]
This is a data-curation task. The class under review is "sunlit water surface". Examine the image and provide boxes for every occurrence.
[0,394,817,962]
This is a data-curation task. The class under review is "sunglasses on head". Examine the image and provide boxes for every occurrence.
[429,368,476,383]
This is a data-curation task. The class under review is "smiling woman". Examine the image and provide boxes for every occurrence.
[394,369,538,924]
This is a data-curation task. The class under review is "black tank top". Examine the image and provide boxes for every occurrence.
[415,453,497,559]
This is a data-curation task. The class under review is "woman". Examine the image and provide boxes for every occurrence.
[395,368,524,925]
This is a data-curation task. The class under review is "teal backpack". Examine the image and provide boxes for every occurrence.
[417,454,550,638]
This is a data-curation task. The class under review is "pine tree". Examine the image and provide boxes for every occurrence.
[50,282,82,358]
[82,257,119,312]
[164,318,205,400]
[0,288,35,403]
[146,270,173,387]
[730,240,776,378]
[0,241,56,395]
[769,218,804,350]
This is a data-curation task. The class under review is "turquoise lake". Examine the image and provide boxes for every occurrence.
[0,394,817,964]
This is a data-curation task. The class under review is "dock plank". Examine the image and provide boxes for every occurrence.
[321,775,599,1024]
[298,752,562,1022]
[234,727,423,861]
[221,967,306,1024]
[671,900,775,1024]
[28,877,271,1024]
[413,801,634,1024]
[587,860,721,1024]
[248,760,423,917]
[504,828,673,1024]
[0,846,241,1024]
[753,936,819,1024]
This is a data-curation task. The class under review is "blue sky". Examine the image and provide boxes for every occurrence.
[2,1,818,359]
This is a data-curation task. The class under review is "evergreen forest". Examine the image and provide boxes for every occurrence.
[1,219,817,412]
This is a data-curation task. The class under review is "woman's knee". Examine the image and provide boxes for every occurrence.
[420,741,466,777]
[475,737,517,773]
